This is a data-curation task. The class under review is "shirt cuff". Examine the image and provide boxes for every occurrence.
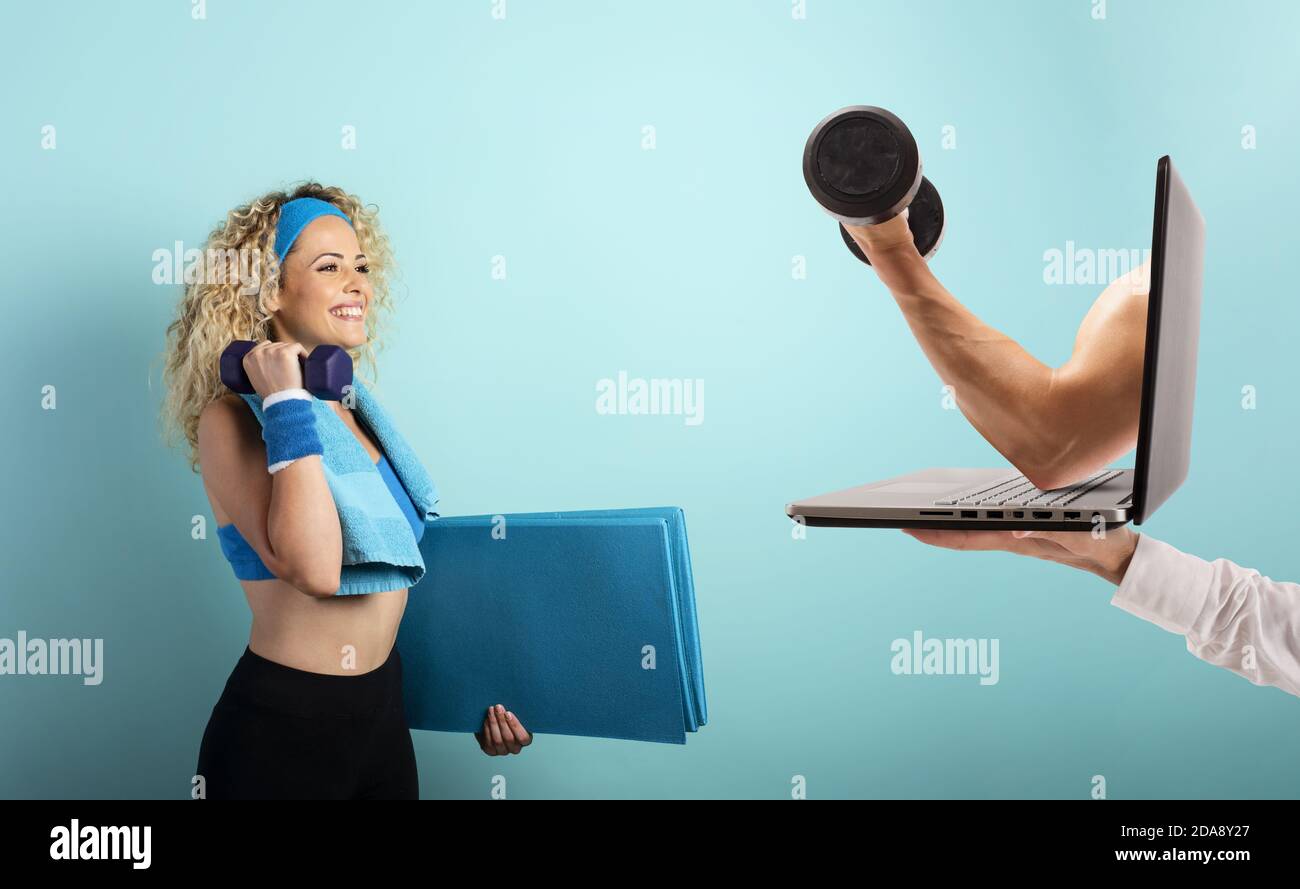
[1109,533,1216,635]
[262,387,312,409]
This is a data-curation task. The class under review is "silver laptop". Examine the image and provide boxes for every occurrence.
[785,156,1204,531]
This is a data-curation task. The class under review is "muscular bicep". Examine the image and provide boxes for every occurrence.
[197,396,289,578]
[1046,266,1149,477]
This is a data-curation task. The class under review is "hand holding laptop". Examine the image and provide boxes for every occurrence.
[900,524,1300,700]
[900,525,1141,586]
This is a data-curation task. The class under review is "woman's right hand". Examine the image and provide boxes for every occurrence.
[240,340,308,398]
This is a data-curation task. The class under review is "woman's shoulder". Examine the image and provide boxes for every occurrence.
[198,394,264,525]
[198,394,263,464]
[199,393,254,432]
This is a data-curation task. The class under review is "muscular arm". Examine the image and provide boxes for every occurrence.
[198,395,342,597]
[845,215,1148,491]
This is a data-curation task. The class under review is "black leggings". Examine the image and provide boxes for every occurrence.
[195,645,418,800]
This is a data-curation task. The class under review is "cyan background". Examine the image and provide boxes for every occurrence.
[3,0,1297,799]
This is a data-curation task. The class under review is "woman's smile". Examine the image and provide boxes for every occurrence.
[329,301,365,323]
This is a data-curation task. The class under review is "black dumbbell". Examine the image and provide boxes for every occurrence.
[802,105,945,265]
[219,340,353,401]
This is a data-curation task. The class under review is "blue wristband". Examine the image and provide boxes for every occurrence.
[263,397,323,474]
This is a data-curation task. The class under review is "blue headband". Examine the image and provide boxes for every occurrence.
[274,197,353,264]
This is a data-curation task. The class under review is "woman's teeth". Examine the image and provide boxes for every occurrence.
[330,306,364,320]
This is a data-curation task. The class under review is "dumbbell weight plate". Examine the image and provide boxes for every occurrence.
[838,176,946,265]
[301,345,353,401]
[219,341,258,394]
[803,105,922,226]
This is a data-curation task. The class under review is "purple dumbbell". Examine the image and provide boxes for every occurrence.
[220,340,353,401]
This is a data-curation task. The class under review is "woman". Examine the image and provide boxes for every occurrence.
[160,183,530,800]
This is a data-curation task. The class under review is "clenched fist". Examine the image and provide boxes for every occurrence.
[240,340,309,399]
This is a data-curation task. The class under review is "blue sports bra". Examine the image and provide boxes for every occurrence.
[216,452,424,582]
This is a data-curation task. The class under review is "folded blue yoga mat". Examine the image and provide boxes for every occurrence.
[396,507,706,744]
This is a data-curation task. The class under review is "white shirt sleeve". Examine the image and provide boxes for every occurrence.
[1110,532,1300,699]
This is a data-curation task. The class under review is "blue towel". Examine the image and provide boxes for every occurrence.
[236,379,439,596]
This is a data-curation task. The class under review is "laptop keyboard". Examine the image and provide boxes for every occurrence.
[934,469,1123,507]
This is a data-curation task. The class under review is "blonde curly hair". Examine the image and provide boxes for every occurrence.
[158,182,397,472]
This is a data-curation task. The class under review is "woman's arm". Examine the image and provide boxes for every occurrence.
[198,393,343,597]
[845,216,1148,491]
[1111,534,1300,699]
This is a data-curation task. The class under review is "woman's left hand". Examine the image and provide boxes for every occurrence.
[474,704,533,755]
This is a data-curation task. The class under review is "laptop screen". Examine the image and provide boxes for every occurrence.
[1131,156,1206,524]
